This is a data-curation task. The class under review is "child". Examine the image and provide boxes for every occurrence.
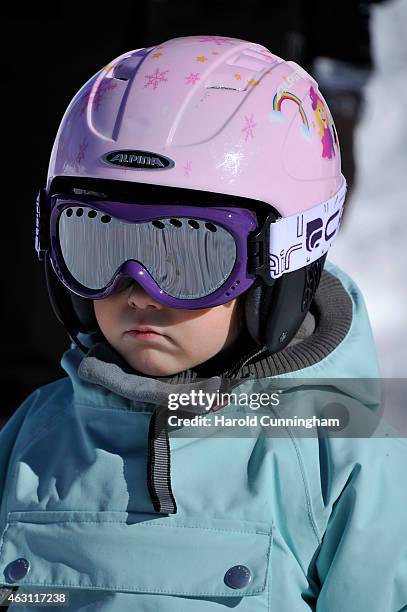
[1,36,406,611]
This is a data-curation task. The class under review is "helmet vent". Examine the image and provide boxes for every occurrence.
[231,50,280,72]
[112,52,148,82]
[207,86,241,91]
[205,52,280,94]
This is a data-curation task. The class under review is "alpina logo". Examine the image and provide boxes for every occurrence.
[102,150,175,170]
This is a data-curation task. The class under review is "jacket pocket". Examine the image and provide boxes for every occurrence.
[0,511,272,598]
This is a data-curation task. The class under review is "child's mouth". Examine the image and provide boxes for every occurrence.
[127,330,163,338]
[125,326,168,341]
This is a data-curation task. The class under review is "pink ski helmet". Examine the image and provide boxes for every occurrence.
[36,35,346,354]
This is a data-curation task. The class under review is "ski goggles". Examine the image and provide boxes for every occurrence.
[37,180,346,309]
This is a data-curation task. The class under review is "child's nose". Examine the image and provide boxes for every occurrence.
[127,281,163,310]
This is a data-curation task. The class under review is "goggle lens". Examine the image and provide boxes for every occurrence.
[58,206,237,299]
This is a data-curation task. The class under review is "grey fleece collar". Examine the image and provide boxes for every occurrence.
[78,341,228,413]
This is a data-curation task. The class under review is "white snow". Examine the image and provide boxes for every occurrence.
[329,0,407,377]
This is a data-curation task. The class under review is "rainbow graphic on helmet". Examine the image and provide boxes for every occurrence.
[272,91,310,131]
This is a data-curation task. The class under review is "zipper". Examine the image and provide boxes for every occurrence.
[227,345,269,378]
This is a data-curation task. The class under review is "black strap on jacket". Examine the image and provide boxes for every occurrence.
[147,406,177,514]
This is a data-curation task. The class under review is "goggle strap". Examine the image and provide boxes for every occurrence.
[247,212,278,286]
[35,188,50,262]
[249,181,347,282]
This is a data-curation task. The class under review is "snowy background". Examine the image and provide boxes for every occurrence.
[329,0,407,377]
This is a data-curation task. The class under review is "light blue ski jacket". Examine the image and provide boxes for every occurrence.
[1,262,406,611]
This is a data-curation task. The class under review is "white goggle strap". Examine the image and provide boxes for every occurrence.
[269,180,347,279]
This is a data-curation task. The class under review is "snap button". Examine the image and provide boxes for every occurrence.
[5,558,30,582]
[224,565,252,589]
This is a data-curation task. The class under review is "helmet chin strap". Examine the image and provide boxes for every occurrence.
[66,329,92,356]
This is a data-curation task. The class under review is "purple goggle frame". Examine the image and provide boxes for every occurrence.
[46,194,263,309]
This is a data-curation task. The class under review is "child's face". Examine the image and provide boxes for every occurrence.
[93,280,241,376]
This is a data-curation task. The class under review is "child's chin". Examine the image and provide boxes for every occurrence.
[128,354,184,377]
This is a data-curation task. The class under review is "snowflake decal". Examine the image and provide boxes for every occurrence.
[78,80,117,115]
[242,114,257,141]
[76,139,88,168]
[65,139,88,172]
[184,161,192,176]
[77,86,93,115]
[144,68,169,90]
[91,80,118,111]
[185,72,200,85]
[198,36,235,46]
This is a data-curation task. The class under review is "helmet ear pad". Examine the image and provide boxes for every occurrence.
[244,255,326,353]
[45,253,100,336]
[70,294,99,331]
